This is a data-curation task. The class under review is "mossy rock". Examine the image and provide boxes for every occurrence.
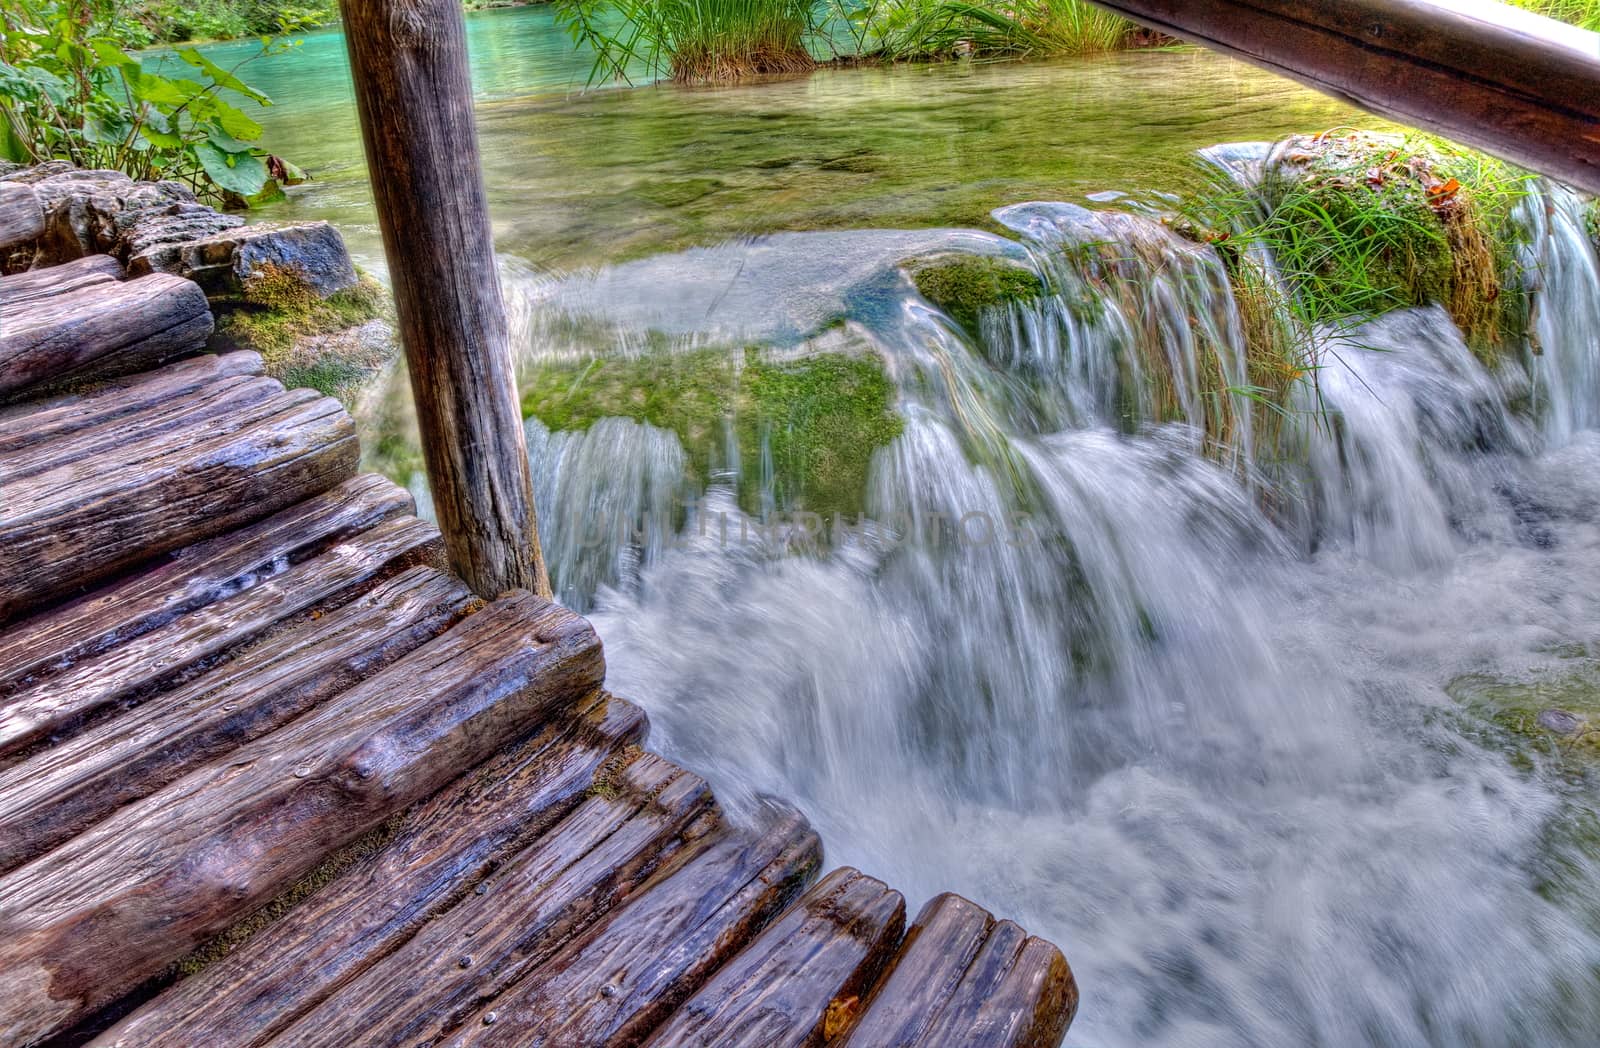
[1261,131,1530,363]
[520,347,902,522]
[905,254,1044,334]
[212,272,393,404]
[1448,666,1600,767]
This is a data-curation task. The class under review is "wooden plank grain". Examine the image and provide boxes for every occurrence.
[835,893,994,1047]
[643,867,906,1048]
[0,272,212,396]
[1090,0,1600,194]
[838,893,1077,1048]
[0,472,411,695]
[0,589,604,1047]
[447,805,823,1048]
[0,512,444,760]
[94,691,649,1048]
[0,389,359,622]
[0,565,473,874]
[0,254,123,307]
[0,372,288,481]
[268,751,716,1048]
[0,351,264,453]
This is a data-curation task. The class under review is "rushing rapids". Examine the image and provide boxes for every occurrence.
[369,147,1600,1046]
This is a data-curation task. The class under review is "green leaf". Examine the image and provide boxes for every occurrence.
[89,39,138,71]
[210,99,263,142]
[203,126,255,153]
[176,48,271,105]
[193,142,268,197]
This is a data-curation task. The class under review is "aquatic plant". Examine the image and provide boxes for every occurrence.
[832,0,1147,61]
[556,0,815,81]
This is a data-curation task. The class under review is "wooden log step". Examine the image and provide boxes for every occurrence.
[94,691,649,1048]
[0,181,43,253]
[836,893,1077,1048]
[266,750,716,1048]
[0,473,411,696]
[643,866,906,1048]
[0,387,358,622]
[0,351,263,454]
[0,589,604,1046]
[0,512,443,761]
[0,371,290,481]
[0,565,473,874]
[446,805,824,1048]
[0,272,213,397]
[0,254,123,307]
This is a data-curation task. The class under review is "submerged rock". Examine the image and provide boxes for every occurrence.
[1538,708,1586,736]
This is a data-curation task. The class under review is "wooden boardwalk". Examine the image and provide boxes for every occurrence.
[0,252,1077,1046]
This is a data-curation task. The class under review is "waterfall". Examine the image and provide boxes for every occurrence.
[453,160,1600,1047]
[1518,180,1600,444]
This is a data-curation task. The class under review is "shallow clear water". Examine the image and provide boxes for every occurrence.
[194,12,1600,1047]
[178,8,1380,270]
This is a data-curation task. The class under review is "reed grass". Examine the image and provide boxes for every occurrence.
[1505,0,1600,31]
[832,0,1144,61]
[558,0,815,82]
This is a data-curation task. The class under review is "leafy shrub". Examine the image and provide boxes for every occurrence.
[0,0,305,204]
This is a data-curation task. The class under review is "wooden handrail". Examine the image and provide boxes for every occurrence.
[338,0,551,599]
[1091,0,1600,194]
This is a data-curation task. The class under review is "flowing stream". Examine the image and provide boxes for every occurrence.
[199,13,1600,1045]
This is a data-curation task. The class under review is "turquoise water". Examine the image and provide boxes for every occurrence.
[171,8,1380,271]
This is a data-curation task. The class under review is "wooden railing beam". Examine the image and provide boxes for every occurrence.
[338,0,551,599]
[1091,0,1600,194]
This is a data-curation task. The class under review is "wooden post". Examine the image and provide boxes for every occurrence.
[338,0,551,599]
[1091,0,1600,195]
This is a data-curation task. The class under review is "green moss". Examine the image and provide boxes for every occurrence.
[906,255,1044,333]
[520,347,902,521]
[214,273,392,403]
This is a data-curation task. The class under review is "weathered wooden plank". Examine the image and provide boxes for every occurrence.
[267,751,715,1048]
[0,473,410,695]
[0,390,358,622]
[0,182,43,253]
[643,866,906,1048]
[919,923,1076,1048]
[0,589,604,1046]
[835,893,993,1046]
[1090,0,1600,194]
[447,805,823,1048]
[93,691,649,1048]
[0,512,443,760]
[0,351,263,453]
[838,893,1077,1048]
[0,565,473,874]
[0,272,213,396]
[0,254,122,307]
[339,0,550,599]
[0,372,288,481]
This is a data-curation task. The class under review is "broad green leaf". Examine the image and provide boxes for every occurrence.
[177,48,270,104]
[202,125,255,153]
[210,99,263,142]
[194,141,268,196]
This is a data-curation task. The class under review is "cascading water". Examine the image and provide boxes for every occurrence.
[370,153,1600,1045]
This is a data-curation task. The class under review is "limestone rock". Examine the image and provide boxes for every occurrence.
[131,220,358,300]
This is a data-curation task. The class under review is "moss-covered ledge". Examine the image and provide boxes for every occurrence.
[904,254,1045,334]
[519,346,903,522]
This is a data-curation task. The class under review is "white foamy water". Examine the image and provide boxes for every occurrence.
[410,167,1600,1046]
